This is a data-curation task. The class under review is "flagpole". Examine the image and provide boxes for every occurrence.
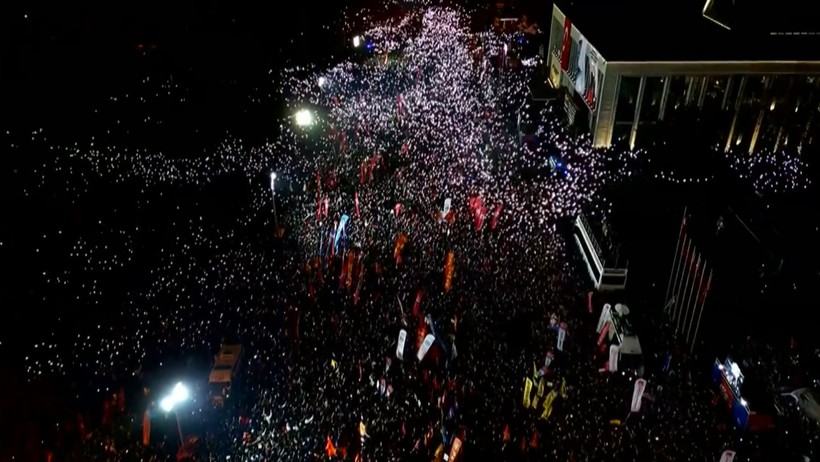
[668,236,688,321]
[679,253,700,344]
[673,239,692,332]
[664,208,687,310]
[676,246,695,335]
[684,257,707,344]
[689,270,712,354]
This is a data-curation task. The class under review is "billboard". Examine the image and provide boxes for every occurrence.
[712,358,750,429]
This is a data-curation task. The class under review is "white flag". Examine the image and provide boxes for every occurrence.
[443,198,452,216]
[608,344,619,372]
[417,334,436,361]
[557,328,566,351]
[631,378,647,413]
[719,450,736,462]
[396,329,407,360]
[596,304,612,333]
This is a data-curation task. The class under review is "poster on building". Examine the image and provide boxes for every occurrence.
[573,41,601,111]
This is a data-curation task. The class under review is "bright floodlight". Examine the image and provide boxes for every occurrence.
[160,382,189,412]
[295,109,314,127]
[353,35,361,48]
[270,172,277,181]
[318,76,327,88]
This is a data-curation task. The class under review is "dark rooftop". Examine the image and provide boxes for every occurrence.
[555,0,820,62]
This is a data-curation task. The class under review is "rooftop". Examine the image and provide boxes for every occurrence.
[555,0,820,62]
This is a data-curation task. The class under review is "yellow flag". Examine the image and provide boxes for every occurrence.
[537,377,545,398]
[330,359,337,369]
[540,390,557,420]
[523,378,533,408]
[560,377,568,398]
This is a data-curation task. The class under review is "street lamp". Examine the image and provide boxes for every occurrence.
[159,382,189,447]
[270,172,279,231]
[295,108,314,127]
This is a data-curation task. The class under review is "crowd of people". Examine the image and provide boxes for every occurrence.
[6,3,816,462]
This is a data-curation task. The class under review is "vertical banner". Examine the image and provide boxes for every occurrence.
[417,334,436,361]
[560,17,572,71]
[396,329,407,360]
[608,344,619,372]
[719,450,736,462]
[596,303,612,333]
[630,378,647,412]
[557,328,566,351]
[574,40,587,94]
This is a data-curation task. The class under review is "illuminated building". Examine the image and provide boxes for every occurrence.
[545,0,820,153]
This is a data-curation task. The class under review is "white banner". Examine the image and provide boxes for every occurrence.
[396,329,407,360]
[417,334,436,361]
[719,450,736,462]
[631,378,647,413]
[608,344,619,372]
[597,304,612,333]
[557,328,566,351]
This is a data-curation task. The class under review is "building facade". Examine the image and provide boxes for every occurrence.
[546,4,820,153]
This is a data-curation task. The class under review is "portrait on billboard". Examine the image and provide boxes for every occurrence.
[573,40,601,111]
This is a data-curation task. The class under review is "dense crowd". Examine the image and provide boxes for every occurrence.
[5,3,816,462]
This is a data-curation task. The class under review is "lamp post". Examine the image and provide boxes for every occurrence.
[159,382,189,447]
[270,172,279,231]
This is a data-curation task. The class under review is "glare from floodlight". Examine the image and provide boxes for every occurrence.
[159,382,189,412]
[160,396,175,412]
[318,76,327,88]
[271,172,277,181]
[295,109,314,127]
[353,36,361,48]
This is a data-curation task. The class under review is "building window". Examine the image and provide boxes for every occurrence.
[640,77,665,122]
[614,76,641,123]
[665,76,687,116]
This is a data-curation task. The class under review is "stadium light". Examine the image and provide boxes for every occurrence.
[295,109,314,127]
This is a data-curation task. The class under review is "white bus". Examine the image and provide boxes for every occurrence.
[208,344,243,406]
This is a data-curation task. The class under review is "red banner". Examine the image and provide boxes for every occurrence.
[560,17,572,71]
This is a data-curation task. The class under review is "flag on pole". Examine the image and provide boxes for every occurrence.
[417,334,435,361]
[630,378,647,412]
[396,329,407,360]
[608,344,619,372]
[719,450,736,462]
